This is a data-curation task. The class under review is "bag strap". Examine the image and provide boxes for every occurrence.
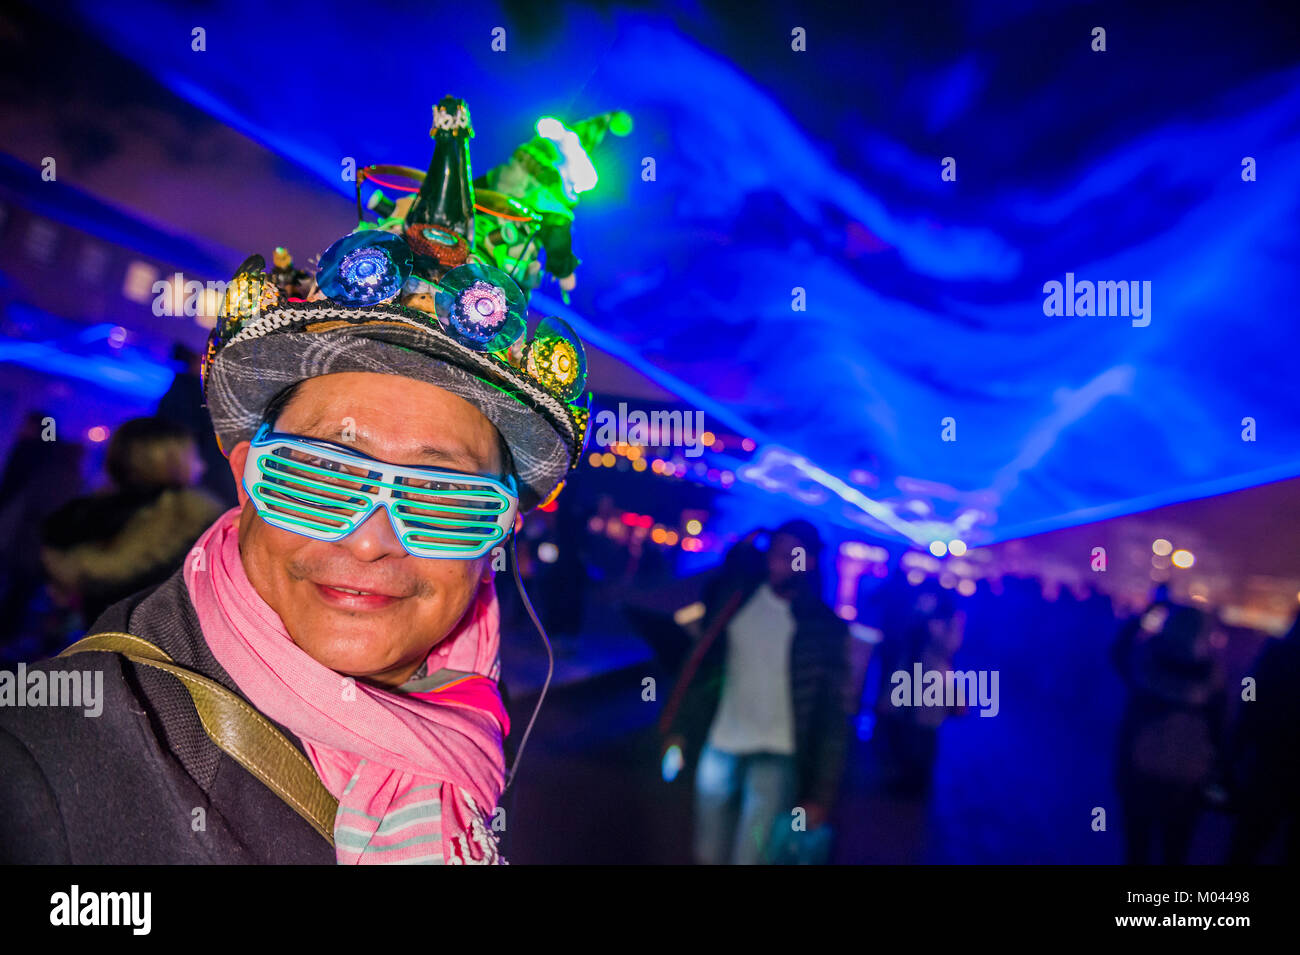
[656,588,746,738]
[59,631,338,847]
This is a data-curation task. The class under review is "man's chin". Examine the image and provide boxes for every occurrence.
[288,631,405,686]
[278,582,447,684]
[284,614,409,681]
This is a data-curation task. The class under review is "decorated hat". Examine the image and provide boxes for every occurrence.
[200,100,592,511]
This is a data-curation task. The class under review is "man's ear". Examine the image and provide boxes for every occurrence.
[227,440,252,507]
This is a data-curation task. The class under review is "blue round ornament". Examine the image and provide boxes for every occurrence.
[317,231,413,307]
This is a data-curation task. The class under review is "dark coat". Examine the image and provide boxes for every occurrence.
[41,485,224,626]
[0,569,334,864]
[659,539,851,808]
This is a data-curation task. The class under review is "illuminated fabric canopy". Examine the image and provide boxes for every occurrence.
[30,1,1300,542]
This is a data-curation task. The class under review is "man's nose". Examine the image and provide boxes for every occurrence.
[336,505,408,561]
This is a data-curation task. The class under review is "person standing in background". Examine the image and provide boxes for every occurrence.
[871,582,966,798]
[41,416,223,629]
[1112,599,1223,865]
[659,520,851,864]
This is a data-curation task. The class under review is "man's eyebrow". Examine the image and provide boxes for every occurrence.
[309,425,483,470]
[413,442,481,468]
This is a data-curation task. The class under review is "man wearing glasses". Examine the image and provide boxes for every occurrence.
[0,168,592,862]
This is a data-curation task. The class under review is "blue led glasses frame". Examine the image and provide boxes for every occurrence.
[241,423,518,560]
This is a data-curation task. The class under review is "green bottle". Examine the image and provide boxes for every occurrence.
[405,95,475,246]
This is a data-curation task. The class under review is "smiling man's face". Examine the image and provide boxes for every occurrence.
[227,372,506,688]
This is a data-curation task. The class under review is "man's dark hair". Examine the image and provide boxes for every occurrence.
[763,518,827,601]
[494,430,514,486]
[105,416,196,491]
[260,381,303,432]
[772,518,823,556]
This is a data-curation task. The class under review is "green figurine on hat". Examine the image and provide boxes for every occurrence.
[473,109,633,302]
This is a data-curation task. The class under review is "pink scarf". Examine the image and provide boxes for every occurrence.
[184,507,510,864]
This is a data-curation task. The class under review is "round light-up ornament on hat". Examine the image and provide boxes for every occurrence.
[221,255,284,323]
[434,262,526,352]
[525,316,587,402]
[316,230,413,307]
[201,255,285,399]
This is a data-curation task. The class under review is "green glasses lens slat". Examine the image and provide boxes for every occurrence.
[262,458,373,507]
[251,485,360,535]
[387,501,504,522]
[392,491,509,516]
[402,526,505,555]
[402,523,504,542]
[264,452,379,487]
[258,476,373,514]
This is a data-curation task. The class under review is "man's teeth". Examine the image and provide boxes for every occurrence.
[333,587,373,595]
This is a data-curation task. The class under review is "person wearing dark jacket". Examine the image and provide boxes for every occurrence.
[41,416,223,628]
[659,520,850,864]
[1112,599,1223,865]
[0,110,595,864]
[0,571,335,863]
